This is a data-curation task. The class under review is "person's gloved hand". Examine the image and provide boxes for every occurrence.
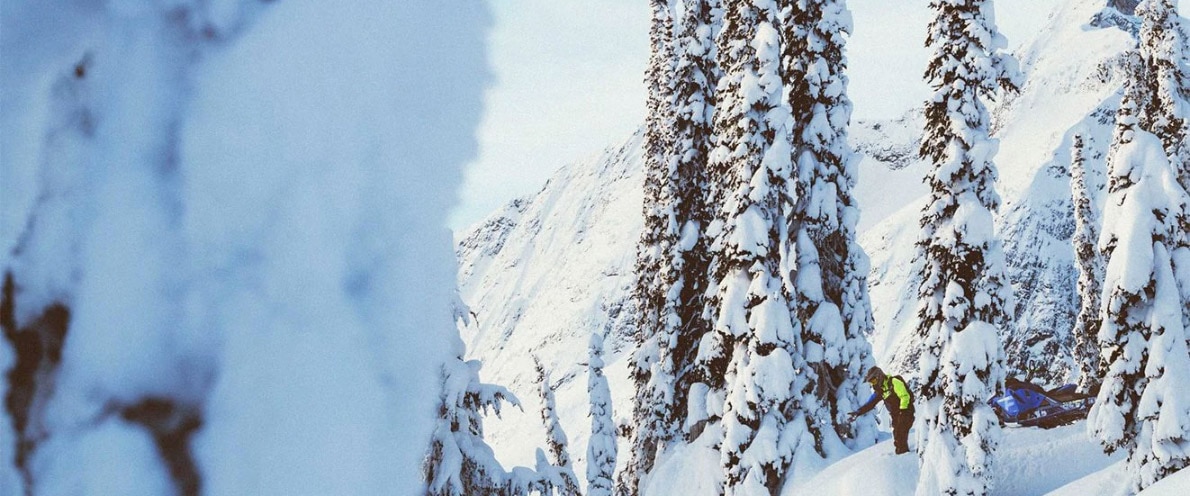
[846,412,858,423]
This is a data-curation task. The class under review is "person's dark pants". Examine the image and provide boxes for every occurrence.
[892,409,914,454]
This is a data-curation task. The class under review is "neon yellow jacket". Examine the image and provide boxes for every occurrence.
[855,376,913,414]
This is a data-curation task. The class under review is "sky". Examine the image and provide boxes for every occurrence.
[449,0,1183,231]
[450,0,650,231]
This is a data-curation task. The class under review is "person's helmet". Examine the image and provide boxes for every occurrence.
[864,367,886,385]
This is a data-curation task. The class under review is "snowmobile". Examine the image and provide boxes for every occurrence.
[988,379,1097,429]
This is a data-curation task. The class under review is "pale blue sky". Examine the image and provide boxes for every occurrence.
[451,0,649,232]
[450,0,1186,231]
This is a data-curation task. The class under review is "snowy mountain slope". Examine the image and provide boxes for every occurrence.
[851,111,932,234]
[455,132,645,473]
[997,102,1119,385]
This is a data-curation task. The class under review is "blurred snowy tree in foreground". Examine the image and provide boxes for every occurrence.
[1,1,489,494]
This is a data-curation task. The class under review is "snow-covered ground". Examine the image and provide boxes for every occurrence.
[792,420,1189,495]
[791,423,1126,496]
[642,418,1190,495]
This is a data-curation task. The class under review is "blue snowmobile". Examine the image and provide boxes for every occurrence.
[988,377,1097,429]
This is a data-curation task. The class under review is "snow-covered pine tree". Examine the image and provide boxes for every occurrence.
[781,0,879,451]
[1069,133,1106,390]
[665,0,721,443]
[689,3,735,428]
[533,357,582,496]
[618,0,675,490]
[1134,0,1190,339]
[1087,84,1190,492]
[425,300,529,495]
[587,332,617,496]
[620,0,677,493]
[703,0,801,493]
[912,1,1019,494]
[424,354,522,495]
[1136,0,1190,192]
[689,0,734,365]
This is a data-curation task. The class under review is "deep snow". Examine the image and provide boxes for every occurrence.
[792,423,1125,496]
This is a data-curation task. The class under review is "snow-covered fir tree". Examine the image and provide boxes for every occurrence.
[426,305,584,496]
[912,0,1019,494]
[1134,0,1190,339]
[587,332,617,496]
[664,0,721,442]
[1069,133,1107,390]
[620,1,677,493]
[1087,69,1190,494]
[781,0,879,451]
[424,352,521,496]
[533,357,582,496]
[1088,92,1190,491]
[1135,0,1189,192]
[702,0,802,493]
[688,4,739,422]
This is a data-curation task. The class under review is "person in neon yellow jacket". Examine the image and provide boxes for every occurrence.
[847,367,915,454]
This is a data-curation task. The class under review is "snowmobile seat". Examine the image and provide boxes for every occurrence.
[1046,384,1093,403]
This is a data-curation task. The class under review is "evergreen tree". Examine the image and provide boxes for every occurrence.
[1136,0,1189,192]
[781,0,879,450]
[665,0,721,442]
[1087,86,1190,492]
[1069,133,1106,390]
[587,332,617,496]
[1135,0,1190,339]
[426,302,535,495]
[689,2,734,417]
[424,319,576,495]
[533,358,582,496]
[621,1,677,493]
[703,0,800,493]
[424,355,522,495]
[912,1,1019,494]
